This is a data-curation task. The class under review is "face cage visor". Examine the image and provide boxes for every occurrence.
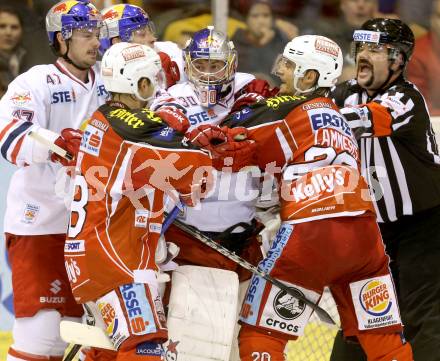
[186,51,236,86]
[121,21,156,42]
[271,54,296,77]
[351,41,401,63]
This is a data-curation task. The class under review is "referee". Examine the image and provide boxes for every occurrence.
[330,19,440,361]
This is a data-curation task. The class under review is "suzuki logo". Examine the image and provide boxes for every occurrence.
[50,279,62,294]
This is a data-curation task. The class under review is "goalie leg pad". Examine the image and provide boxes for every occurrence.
[163,265,239,361]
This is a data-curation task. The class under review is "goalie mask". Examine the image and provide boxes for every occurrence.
[272,35,343,94]
[101,42,165,102]
[46,0,102,48]
[183,26,237,108]
[100,4,156,52]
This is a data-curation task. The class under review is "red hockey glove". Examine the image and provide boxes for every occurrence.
[243,79,279,98]
[187,125,256,171]
[232,79,279,113]
[155,105,190,133]
[50,128,83,167]
[231,92,265,113]
[158,51,180,88]
[186,124,227,151]
[212,126,257,171]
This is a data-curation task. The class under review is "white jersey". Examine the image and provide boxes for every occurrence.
[154,73,260,232]
[0,60,107,235]
[154,41,186,84]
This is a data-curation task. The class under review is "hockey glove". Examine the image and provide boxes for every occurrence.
[155,105,190,133]
[50,128,83,167]
[243,79,280,98]
[232,79,279,113]
[186,124,228,151]
[187,125,256,171]
[213,126,257,171]
[158,51,180,88]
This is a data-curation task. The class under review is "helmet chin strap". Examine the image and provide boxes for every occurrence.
[62,40,90,72]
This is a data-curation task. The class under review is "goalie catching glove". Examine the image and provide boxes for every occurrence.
[187,125,256,171]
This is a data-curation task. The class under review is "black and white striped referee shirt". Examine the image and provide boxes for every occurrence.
[331,75,440,223]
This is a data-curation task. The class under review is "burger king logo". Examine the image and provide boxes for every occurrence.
[359,279,392,316]
[98,302,118,337]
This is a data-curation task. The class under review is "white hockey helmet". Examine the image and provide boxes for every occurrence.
[275,35,343,93]
[101,42,165,101]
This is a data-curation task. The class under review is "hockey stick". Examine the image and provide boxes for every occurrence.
[60,320,116,351]
[171,218,337,325]
[62,304,97,360]
[28,131,73,160]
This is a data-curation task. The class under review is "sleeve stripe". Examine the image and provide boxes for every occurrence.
[10,134,26,165]
[0,119,18,142]
[1,122,33,161]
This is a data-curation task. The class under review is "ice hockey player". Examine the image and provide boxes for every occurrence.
[151,26,277,360]
[0,1,107,360]
[159,25,269,275]
[64,41,215,361]
[191,35,414,361]
[100,3,182,88]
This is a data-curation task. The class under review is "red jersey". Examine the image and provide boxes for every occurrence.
[65,102,212,302]
[222,94,375,223]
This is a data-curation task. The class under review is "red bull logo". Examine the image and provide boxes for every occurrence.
[103,4,125,20]
[359,279,392,316]
[10,91,31,105]
[98,302,118,337]
[52,1,76,14]
[52,3,67,13]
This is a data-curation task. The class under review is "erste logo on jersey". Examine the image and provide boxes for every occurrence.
[51,90,76,104]
[350,275,401,330]
[80,124,103,157]
[120,283,156,335]
[188,108,217,126]
[307,107,352,136]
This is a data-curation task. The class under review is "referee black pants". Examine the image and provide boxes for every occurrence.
[330,205,440,361]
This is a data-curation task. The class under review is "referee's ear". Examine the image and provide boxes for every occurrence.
[391,53,405,71]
